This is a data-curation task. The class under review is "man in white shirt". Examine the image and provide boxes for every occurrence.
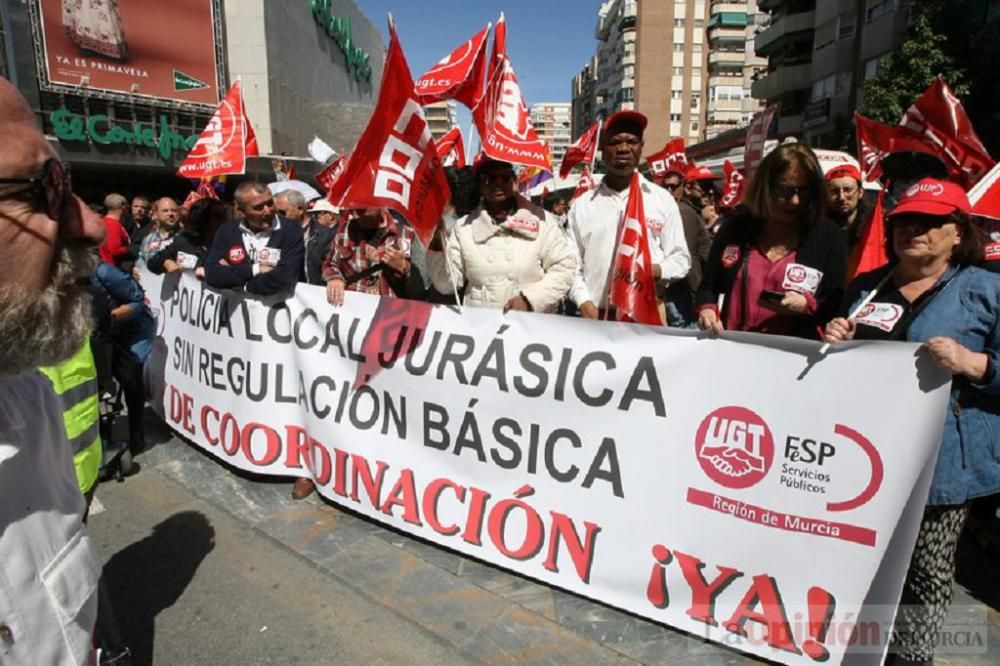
[0,76,105,665]
[568,111,690,319]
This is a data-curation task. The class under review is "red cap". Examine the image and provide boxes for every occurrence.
[825,165,862,182]
[472,153,511,174]
[684,165,720,182]
[603,110,647,137]
[888,178,971,218]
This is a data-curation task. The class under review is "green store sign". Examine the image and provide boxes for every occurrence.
[311,0,373,83]
[49,108,200,161]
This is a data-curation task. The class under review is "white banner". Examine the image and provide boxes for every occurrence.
[143,271,951,665]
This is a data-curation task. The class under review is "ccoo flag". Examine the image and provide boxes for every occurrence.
[326,17,450,246]
[178,80,258,179]
[609,173,660,325]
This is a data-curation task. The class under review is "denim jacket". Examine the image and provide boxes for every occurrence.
[845,265,1000,505]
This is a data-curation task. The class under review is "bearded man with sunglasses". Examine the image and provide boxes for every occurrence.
[0,77,105,664]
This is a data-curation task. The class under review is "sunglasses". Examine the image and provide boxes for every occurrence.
[664,181,683,191]
[480,172,515,185]
[0,158,72,219]
[771,184,811,202]
[890,214,951,232]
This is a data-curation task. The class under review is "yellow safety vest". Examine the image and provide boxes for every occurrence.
[39,339,102,494]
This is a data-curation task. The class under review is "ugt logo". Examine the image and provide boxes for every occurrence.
[695,406,774,489]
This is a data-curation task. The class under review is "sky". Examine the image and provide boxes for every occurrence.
[358,0,602,130]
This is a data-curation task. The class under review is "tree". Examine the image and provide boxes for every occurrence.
[859,13,968,125]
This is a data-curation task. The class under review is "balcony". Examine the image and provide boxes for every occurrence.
[708,50,746,73]
[711,2,748,13]
[755,10,815,57]
[750,62,811,101]
[709,27,747,44]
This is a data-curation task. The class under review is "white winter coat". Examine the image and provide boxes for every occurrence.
[427,196,577,313]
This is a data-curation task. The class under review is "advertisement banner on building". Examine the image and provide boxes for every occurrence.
[33,0,221,105]
[144,270,951,665]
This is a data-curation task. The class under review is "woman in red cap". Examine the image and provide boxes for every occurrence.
[824,178,1000,664]
[695,143,848,338]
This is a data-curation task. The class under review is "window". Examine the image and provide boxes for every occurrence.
[864,53,889,80]
[624,64,634,78]
[674,18,684,27]
[710,85,744,101]
[691,122,699,131]
[670,113,682,121]
[674,43,685,52]
[866,0,898,22]
[690,92,700,109]
[672,90,683,99]
[673,66,685,75]
[810,74,835,101]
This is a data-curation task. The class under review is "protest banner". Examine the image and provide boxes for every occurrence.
[143,269,951,665]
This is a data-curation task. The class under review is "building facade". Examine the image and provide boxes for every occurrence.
[530,103,572,164]
[0,0,383,200]
[705,1,767,139]
[751,0,910,145]
[423,100,459,142]
[571,0,744,163]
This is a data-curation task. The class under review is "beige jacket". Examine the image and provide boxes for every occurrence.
[427,197,577,313]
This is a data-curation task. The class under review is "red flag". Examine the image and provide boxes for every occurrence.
[287,163,296,181]
[743,106,776,181]
[855,113,945,183]
[178,81,257,178]
[646,138,690,178]
[473,57,551,171]
[970,162,1000,220]
[609,173,660,325]
[900,77,995,187]
[435,127,467,167]
[316,154,346,195]
[718,160,746,212]
[559,121,600,179]
[353,297,434,389]
[415,25,490,108]
[326,18,450,246]
[197,177,219,200]
[571,167,596,201]
[849,186,889,279]
[489,14,506,85]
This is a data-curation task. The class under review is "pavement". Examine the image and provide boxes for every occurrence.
[86,412,1000,665]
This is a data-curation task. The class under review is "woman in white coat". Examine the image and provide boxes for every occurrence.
[427,158,576,313]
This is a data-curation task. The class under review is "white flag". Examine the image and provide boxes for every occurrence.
[307,136,337,164]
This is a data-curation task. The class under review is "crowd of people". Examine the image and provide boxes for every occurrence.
[1,66,998,664]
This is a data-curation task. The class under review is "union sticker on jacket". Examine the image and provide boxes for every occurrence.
[856,302,904,332]
[502,215,539,235]
[646,217,664,233]
[177,251,198,270]
[258,247,281,266]
[781,262,822,295]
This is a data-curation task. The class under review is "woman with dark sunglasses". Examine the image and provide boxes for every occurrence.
[695,143,848,339]
[426,157,576,313]
[824,179,1000,664]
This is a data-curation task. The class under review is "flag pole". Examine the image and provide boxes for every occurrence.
[817,270,893,355]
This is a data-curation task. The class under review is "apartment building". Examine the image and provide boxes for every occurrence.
[705,1,767,139]
[423,100,459,143]
[530,103,573,164]
[751,0,911,145]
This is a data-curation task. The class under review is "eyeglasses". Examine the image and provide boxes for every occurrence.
[771,184,810,202]
[664,181,683,191]
[0,158,72,219]
[480,172,515,185]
